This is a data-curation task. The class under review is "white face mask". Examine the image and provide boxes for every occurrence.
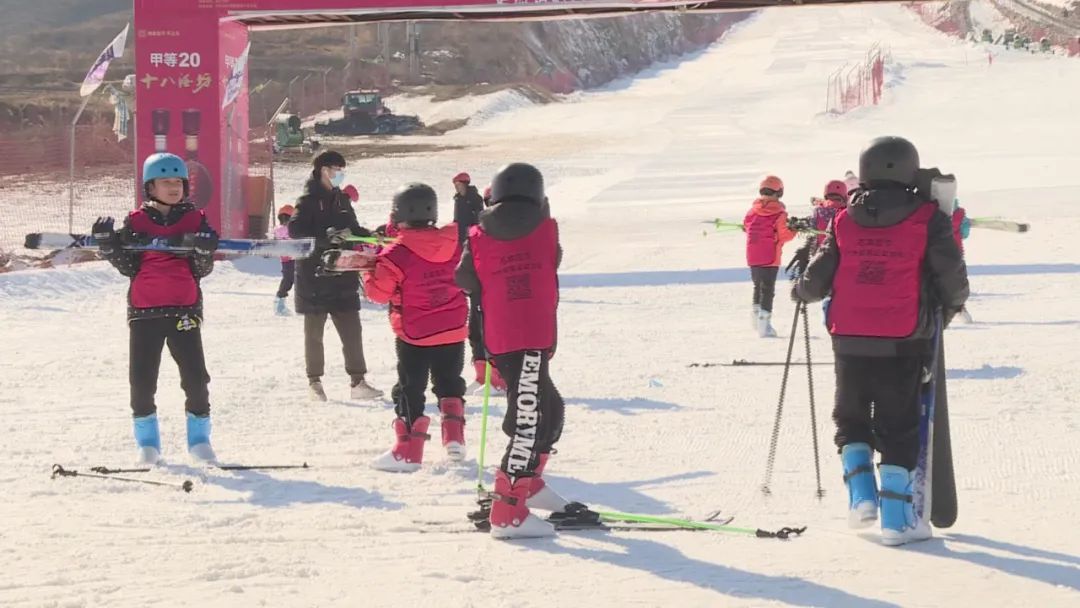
[330,170,346,188]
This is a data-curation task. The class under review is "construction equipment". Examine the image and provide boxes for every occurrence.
[313,89,423,136]
[273,113,317,154]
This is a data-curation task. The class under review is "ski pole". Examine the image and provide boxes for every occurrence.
[762,302,802,496]
[89,463,310,474]
[594,510,805,539]
[476,361,493,495]
[801,303,825,500]
[52,464,193,493]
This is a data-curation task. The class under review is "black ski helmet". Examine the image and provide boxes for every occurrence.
[858,136,920,187]
[391,183,438,225]
[490,162,545,205]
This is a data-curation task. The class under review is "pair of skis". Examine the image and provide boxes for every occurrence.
[25,232,316,260]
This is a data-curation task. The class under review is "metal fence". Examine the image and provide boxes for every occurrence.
[825,44,889,115]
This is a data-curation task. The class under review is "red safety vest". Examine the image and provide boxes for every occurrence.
[828,203,936,338]
[128,208,203,310]
[384,244,467,341]
[745,210,780,266]
[469,218,559,356]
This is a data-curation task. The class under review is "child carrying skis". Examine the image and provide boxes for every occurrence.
[744,175,795,337]
[362,183,469,471]
[92,152,220,465]
[456,162,571,539]
[793,136,969,545]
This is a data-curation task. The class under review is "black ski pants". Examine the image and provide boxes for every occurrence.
[129,316,211,418]
[276,259,295,298]
[495,350,565,477]
[467,295,484,362]
[833,354,925,470]
[304,310,367,383]
[391,338,466,424]
[750,265,779,313]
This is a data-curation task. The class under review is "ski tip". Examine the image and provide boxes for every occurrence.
[24,233,41,249]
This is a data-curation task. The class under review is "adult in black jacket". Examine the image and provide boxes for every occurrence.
[452,172,484,245]
[288,150,383,402]
[793,137,968,545]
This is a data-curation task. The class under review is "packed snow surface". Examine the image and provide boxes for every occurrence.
[3,4,1079,607]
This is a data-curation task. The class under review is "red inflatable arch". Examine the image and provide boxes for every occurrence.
[133,0,895,236]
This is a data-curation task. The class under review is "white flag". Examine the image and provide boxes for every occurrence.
[222,42,251,110]
[81,24,129,97]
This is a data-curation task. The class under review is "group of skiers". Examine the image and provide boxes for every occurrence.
[95,150,568,539]
[95,134,972,544]
[741,136,971,544]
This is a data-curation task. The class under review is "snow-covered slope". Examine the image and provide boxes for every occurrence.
[2,3,1079,607]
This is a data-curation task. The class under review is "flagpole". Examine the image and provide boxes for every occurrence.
[69,94,92,235]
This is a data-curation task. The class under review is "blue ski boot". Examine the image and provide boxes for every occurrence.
[186,412,217,464]
[841,442,878,529]
[133,414,162,465]
[879,464,932,546]
[274,297,290,316]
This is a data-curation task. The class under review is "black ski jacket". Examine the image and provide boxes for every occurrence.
[288,177,372,314]
[796,188,969,357]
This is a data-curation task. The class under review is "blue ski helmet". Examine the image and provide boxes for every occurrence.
[142,153,189,197]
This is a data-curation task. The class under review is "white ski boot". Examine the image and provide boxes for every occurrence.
[309,380,328,402]
[757,310,777,338]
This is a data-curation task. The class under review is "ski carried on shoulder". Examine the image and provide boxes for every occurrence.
[970,218,1029,233]
[51,464,194,493]
[321,248,377,273]
[24,232,316,259]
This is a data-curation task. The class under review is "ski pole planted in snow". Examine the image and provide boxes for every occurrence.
[467,362,495,528]
[51,464,193,492]
[761,301,803,496]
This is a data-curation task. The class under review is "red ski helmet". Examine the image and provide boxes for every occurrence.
[759,175,784,197]
[453,172,471,184]
[824,180,849,204]
[342,184,359,202]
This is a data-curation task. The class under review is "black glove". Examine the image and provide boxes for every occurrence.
[785,240,813,278]
[91,217,120,256]
[790,285,806,303]
[326,227,351,247]
[193,230,219,255]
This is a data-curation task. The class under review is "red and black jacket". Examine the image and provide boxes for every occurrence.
[103,202,215,322]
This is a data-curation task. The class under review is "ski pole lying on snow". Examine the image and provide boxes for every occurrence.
[89,463,310,474]
[51,464,193,493]
[593,509,805,539]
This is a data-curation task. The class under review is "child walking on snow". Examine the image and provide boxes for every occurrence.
[273,204,295,316]
[744,175,795,337]
[794,137,969,546]
[92,152,220,465]
[362,183,469,471]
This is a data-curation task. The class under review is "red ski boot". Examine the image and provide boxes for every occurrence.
[438,397,466,461]
[489,470,555,539]
[371,416,430,472]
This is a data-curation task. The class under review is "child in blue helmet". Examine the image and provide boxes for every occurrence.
[92,152,221,465]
